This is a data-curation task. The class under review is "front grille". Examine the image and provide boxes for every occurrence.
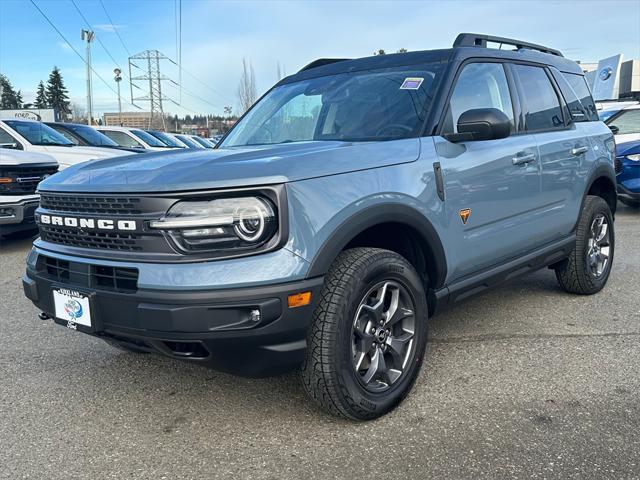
[39,194,142,215]
[0,165,58,195]
[39,225,143,251]
[39,255,138,293]
[615,157,623,175]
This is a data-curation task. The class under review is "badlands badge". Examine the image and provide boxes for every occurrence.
[459,208,471,225]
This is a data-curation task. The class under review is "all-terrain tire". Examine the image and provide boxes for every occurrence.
[555,195,614,295]
[300,248,428,421]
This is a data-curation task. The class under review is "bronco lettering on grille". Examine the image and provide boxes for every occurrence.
[38,215,137,231]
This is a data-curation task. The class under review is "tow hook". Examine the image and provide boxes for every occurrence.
[38,312,51,321]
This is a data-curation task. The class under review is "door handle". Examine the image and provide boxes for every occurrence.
[570,146,589,156]
[512,153,536,165]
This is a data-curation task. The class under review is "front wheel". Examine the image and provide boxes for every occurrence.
[555,195,615,295]
[301,248,428,421]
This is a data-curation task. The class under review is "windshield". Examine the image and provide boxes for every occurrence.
[600,110,620,122]
[4,120,74,146]
[175,134,200,148]
[221,64,443,147]
[147,130,183,148]
[131,129,169,147]
[191,136,213,148]
[66,124,119,147]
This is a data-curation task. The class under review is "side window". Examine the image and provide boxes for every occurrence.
[608,109,640,135]
[55,129,80,145]
[562,73,598,121]
[513,65,564,131]
[101,130,142,148]
[442,62,514,135]
[0,127,22,150]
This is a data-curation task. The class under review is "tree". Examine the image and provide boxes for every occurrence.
[0,74,22,109]
[397,48,408,53]
[70,102,86,123]
[237,58,257,114]
[374,49,386,56]
[46,66,71,120]
[35,81,48,109]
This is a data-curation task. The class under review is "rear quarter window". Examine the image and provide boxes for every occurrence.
[556,71,599,121]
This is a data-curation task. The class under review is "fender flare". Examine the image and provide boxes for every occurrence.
[305,203,448,289]
[579,163,617,223]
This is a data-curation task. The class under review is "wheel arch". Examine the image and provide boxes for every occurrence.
[306,204,447,290]
[583,165,617,218]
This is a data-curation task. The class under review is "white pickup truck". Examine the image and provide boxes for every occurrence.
[0,149,58,236]
[0,119,128,169]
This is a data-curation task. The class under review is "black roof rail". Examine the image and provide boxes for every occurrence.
[298,58,351,73]
[453,33,563,57]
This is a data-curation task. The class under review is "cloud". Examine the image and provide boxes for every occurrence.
[57,41,73,53]
[94,23,123,33]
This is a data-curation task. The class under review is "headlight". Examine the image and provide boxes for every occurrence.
[626,154,640,162]
[150,196,278,254]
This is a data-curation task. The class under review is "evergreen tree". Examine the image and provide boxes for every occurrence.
[35,81,48,108]
[15,90,23,108]
[0,74,22,109]
[46,66,71,119]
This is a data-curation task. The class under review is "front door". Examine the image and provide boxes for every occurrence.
[434,61,543,281]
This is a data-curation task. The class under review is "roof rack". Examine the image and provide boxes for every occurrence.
[453,33,563,57]
[298,58,351,73]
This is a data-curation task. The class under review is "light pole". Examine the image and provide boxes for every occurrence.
[81,29,95,125]
[113,68,122,126]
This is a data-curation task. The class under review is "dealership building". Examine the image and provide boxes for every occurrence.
[102,111,152,128]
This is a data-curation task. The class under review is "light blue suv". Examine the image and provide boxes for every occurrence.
[23,34,617,420]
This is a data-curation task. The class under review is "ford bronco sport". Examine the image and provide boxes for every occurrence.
[23,34,617,420]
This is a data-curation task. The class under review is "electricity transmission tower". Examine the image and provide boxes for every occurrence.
[128,50,173,130]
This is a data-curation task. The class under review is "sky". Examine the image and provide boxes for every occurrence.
[1,0,639,117]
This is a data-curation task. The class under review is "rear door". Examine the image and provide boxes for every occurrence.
[510,64,592,240]
[434,61,544,281]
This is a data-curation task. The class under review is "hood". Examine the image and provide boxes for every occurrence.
[0,148,58,166]
[39,139,420,193]
[40,145,130,167]
[616,140,640,157]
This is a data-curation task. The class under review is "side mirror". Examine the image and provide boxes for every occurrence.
[608,125,619,135]
[446,108,511,142]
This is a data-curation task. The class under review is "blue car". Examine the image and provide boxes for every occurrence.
[616,140,640,207]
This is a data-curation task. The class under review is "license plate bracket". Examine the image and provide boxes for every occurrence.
[52,287,96,333]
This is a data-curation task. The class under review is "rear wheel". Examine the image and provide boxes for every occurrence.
[555,195,614,295]
[301,248,428,421]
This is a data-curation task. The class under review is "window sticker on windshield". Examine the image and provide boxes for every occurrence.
[400,77,424,90]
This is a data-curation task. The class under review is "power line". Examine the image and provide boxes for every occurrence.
[29,0,137,110]
[98,0,131,57]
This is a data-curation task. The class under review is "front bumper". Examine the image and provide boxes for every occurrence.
[0,196,39,234]
[23,252,324,377]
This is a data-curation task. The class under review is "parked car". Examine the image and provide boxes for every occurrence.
[0,149,58,236]
[173,133,205,149]
[95,126,177,151]
[0,119,128,169]
[189,135,216,149]
[616,140,640,207]
[45,122,145,154]
[599,101,640,143]
[145,130,186,149]
[24,33,617,420]
[208,134,223,145]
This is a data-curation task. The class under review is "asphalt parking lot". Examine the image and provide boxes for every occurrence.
[1,204,638,480]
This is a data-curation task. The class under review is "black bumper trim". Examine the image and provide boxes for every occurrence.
[24,268,324,377]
